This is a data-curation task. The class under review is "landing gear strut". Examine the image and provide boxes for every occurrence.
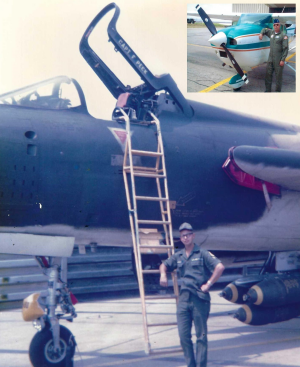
[23,256,77,367]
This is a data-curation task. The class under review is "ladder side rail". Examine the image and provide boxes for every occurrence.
[155,176,169,242]
[153,123,170,245]
[155,138,162,171]
[151,113,180,298]
[152,113,174,251]
[122,141,141,276]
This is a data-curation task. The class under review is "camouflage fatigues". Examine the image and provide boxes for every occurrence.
[260,28,289,92]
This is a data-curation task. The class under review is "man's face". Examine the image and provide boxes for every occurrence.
[180,230,195,247]
[273,23,280,31]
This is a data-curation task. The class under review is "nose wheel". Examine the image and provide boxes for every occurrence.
[29,325,76,367]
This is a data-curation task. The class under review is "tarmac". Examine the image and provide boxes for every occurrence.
[1,288,300,367]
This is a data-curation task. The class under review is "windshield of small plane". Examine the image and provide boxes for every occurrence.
[0,76,83,110]
[237,14,273,26]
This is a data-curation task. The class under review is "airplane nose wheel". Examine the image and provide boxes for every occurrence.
[29,325,76,367]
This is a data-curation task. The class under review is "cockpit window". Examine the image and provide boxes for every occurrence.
[0,76,83,110]
[237,14,273,26]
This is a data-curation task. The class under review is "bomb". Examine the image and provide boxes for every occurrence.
[234,303,300,325]
[244,273,300,307]
[220,275,262,304]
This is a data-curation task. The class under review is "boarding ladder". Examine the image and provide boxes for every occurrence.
[120,108,181,355]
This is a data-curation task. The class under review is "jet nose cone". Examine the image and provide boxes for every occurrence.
[209,31,227,47]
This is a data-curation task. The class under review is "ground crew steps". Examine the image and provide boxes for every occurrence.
[121,107,180,355]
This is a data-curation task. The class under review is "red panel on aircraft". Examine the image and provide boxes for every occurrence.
[222,148,280,195]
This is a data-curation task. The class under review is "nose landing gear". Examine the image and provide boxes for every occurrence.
[29,324,76,367]
[23,256,77,367]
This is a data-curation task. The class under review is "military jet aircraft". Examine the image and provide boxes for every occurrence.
[1,2,300,366]
[188,6,296,89]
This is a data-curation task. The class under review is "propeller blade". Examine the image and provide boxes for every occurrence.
[195,4,249,85]
[196,5,217,35]
[222,44,249,84]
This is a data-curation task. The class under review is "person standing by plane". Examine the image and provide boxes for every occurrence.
[159,223,225,367]
[259,18,289,92]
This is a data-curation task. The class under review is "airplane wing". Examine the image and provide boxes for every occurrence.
[187,12,241,22]
[232,146,300,191]
[272,13,296,23]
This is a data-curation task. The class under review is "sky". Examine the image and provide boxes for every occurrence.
[0,0,299,125]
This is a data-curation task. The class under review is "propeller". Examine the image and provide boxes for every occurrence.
[196,5,249,84]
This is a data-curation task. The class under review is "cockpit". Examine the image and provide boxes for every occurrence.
[237,14,273,26]
[0,4,192,121]
[0,76,87,112]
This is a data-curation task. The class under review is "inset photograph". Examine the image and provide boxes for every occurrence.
[187,3,296,92]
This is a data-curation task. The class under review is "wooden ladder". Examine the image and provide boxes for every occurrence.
[121,108,181,355]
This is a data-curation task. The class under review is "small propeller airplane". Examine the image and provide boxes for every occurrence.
[0,2,300,366]
[188,6,296,89]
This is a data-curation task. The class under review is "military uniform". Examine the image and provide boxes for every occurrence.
[163,245,221,367]
[260,27,289,92]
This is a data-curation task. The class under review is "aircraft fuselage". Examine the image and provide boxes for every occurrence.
[1,97,300,251]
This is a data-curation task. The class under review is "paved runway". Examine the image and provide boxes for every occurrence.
[187,28,296,93]
[1,289,300,366]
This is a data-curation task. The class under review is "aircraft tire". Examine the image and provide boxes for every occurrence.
[29,325,75,367]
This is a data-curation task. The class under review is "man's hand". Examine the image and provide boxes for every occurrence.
[279,60,284,67]
[160,273,168,287]
[259,34,263,40]
[201,283,210,293]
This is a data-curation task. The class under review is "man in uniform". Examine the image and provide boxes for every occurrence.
[259,18,289,92]
[159,223,225,367]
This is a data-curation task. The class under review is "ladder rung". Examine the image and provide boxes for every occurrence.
[124,166,157,172]
[145,295,177,300]
[136,196,168,201]
[142,269,177,274]
[142,269,160,274]
[149,347,182,355]
[147,322,178,327]
[139,244,172,249]
[138,220,171,225]
[133,172,166,178]
[131,149,163,157]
